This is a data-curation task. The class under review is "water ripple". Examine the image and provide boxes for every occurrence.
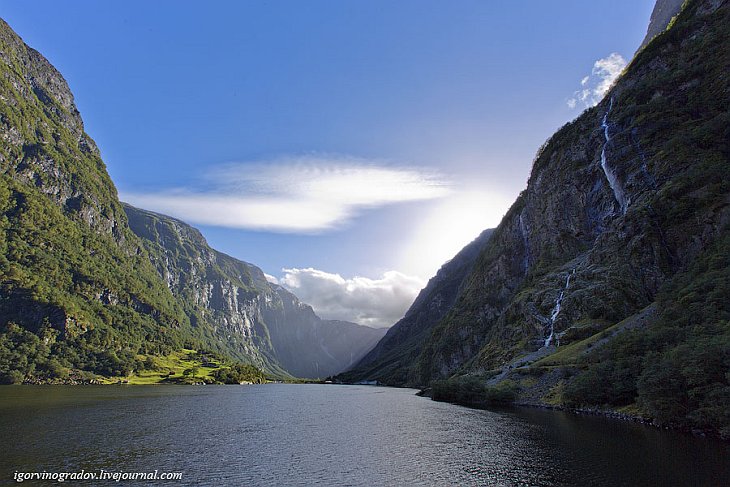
[0,385,728,486]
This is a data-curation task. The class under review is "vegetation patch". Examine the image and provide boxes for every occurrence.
[431,376,518,408]
[0,342,269,386]
[562,232,730,439]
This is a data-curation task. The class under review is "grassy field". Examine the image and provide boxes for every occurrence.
[100,349,222,385]
[532,318,635,368]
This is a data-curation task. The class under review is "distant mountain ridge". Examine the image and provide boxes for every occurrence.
[265,284,386,378]
[638,0,685,51]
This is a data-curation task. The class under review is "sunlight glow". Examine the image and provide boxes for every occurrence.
[398,189,513,280]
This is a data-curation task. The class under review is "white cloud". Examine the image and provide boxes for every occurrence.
[122,156,450,233]
[567,52,627,109]
[264,273,279,285]
[210,157,449,206]
[592,53,627,96]
[278,268,425,328]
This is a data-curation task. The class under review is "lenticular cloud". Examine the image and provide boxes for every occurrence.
[122,156,450,233]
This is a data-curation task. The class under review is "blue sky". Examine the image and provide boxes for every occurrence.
[0,0,655,326]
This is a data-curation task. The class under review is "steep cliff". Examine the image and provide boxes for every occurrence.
[356,0,729,436]
[124,204,386,379]
[340,229,493,385]
[122,204,286,374]
[417,0,728,380]
[0,18,197,381]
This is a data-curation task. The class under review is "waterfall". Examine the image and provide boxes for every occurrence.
[519,211,531,275]
[600,97,628,214]
[544,269,575,348]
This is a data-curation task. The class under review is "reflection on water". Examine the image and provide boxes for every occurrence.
[0,385,728,486]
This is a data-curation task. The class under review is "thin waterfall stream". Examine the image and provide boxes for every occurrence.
[600,97,628,214]
[544,269,576,347]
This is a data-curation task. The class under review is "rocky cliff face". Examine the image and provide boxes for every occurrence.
[122,204,284,373]
[341,229,493,385]
[414,0,729,383]
[125,204,386,378]
[346,0,730,436]
[0,19,122,237]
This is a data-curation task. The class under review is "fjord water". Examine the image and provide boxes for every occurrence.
[1,385,728,486]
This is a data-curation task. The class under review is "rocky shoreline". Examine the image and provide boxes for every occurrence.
[511,399,719,440]
[419,385,722,440]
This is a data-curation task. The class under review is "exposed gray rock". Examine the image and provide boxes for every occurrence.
[124,204,386,378]
[638,0,685,51]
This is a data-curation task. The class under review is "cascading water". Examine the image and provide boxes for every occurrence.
[600,97,628,214]
[544,269,575,347]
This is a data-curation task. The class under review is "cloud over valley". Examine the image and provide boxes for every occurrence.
[277,267,425,328]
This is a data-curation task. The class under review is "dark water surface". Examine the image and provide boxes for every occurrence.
[0,384,728,486]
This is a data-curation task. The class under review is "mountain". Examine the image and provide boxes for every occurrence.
[0,18,382,382]
[347,0,730,437]
[121,204,286,375]
[124,204,386,379]
[638,0,685,51]
[264,286,386,378]
[0,17,195,381]
[339,228,494,385]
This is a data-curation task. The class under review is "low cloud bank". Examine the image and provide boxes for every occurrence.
[278,268,425,328]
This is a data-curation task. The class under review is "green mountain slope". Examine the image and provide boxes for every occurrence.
[0,19,384,382]
[362,0,729,436]
[0,18,197,381]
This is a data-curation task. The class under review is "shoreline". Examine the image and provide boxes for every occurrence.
[421,387,725,441]
[7,380,727,441]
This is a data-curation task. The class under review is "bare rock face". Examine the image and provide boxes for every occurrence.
[124,204,387,378]
[0,18,121,238]
[638,0,686,51]
[0,21,83,138]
